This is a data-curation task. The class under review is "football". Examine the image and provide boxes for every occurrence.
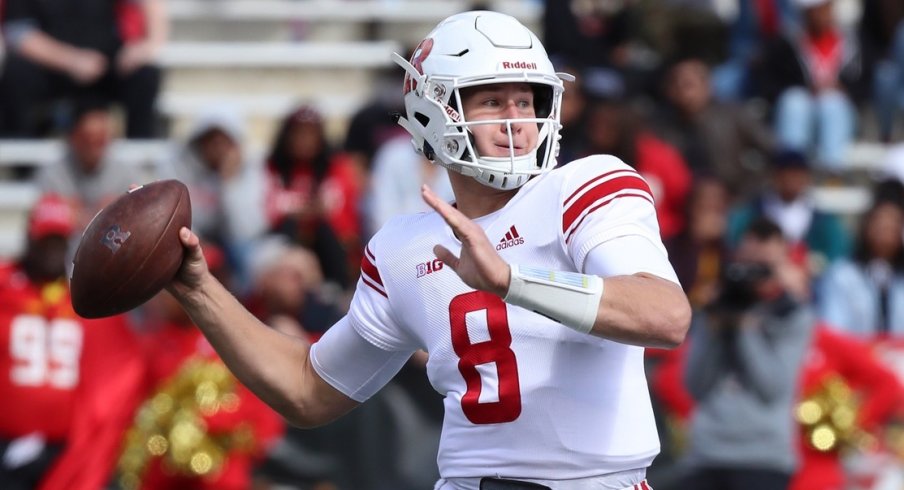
[70,180,192,318]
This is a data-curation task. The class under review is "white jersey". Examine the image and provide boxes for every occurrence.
[313,155,678,480]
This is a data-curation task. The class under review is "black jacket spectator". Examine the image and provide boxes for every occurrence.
[0,0,165,138]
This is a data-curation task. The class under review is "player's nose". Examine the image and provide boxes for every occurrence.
[502,100,522,118]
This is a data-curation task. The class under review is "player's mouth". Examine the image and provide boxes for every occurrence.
[494,143,528,156]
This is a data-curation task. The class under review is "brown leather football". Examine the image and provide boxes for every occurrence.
[70,179,191,318]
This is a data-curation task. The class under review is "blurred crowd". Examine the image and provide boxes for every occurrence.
[3,0,904,489]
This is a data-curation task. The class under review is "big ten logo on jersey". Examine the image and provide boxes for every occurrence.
[416,258,444,278]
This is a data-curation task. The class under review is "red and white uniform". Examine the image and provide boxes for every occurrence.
[311,156,679,482]
[0,264,145,490]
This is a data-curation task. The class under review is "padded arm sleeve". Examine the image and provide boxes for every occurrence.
[309,316,413,403]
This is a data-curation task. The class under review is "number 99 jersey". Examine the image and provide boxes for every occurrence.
[311,156,680,480]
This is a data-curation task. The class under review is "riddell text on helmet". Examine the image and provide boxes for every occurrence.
[501,61,538,70]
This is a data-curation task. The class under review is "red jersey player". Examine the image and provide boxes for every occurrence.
[165,11,691,490]
[0,194,144,490]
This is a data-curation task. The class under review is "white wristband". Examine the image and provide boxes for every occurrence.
[503,264,604,334]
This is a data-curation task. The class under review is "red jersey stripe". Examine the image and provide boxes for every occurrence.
[361,274,388,298]
[562,175,652,234]
[360,253,384,287]
[563,168,640,207]
[564,192,654,244]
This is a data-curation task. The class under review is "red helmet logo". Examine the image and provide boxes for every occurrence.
[404,38,434,94]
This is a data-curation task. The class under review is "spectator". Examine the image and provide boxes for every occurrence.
[753,0,866,170]
[343,66,408,185]
[711,0,798,100]
[818,193,904,337]
[159,103,268,286]
[666,176,732,309]
[245,236,344,338]
[265,105,362,289]
[651,321,904,490]
[646,0,730,70]
[366,135,453,236]
[552,57,590,166]
[727,149,850,277]
[542,0,635,78]
[34,98,135,229]
[121,278,284,490]
[656,56,775,197]
[0,0,166,138]
[861,0,904,141]
[791,324,904,490]
[0,194,145,490]
[244,237,439,490]
[581,98,693,239]
[682,218,814,490]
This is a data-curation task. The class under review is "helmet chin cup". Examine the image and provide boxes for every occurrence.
[393,11,571,191]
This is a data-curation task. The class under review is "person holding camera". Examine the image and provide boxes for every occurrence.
[681,218,814,490]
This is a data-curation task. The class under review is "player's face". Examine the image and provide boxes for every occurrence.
[460,83,539,158]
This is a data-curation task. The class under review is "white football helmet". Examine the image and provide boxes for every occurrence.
[393,11,573,190]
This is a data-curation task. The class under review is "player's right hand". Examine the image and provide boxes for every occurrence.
[166,227,210,299]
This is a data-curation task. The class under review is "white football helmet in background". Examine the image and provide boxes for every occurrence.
[393,11,573,190]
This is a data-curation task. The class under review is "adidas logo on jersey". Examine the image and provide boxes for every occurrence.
[496,226,524,250]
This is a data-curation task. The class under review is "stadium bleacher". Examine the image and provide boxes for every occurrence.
[0,0,893,260]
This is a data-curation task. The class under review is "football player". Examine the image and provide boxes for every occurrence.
[167,11,691,490]
[0,195,144,490]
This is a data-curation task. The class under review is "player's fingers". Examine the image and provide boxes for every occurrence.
[422,185,467,230]
[433,244,459,271]
[422,185,488,246]
[179,227,205,264]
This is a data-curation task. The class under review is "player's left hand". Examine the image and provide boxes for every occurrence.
[422,185,510,297]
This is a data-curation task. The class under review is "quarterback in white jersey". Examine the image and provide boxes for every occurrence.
[330,155,678,480]
[165,10,691,490]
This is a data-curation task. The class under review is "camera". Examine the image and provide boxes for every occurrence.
[711,261,773,311]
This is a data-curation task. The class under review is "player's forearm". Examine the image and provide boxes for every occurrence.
[15,30,81,73]
[590,273,691,348]
[175,273,329,426]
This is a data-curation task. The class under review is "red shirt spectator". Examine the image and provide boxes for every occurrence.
[265,105,363,288]
[0,195,145,490]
